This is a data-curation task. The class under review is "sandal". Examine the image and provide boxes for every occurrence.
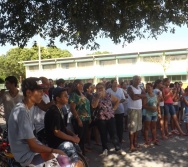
[128,148,137,153]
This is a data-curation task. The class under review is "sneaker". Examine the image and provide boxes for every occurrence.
[116,149,127,155]
[102,149,108,156]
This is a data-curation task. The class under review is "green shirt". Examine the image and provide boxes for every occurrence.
[69,92,91,121]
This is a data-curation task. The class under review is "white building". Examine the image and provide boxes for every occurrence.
[23,48,188,85]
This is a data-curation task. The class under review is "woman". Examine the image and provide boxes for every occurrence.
[106,79,126,143]
[162,78,186,136]
[92,83,126,156]
[153,79,166,139]
[83,82,100,147]
[69,79,91,156]
[143,83,160,146]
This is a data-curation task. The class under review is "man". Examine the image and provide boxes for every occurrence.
[56,78,68,125]
[8,77,65,166]
[127,75,146,152]
[0,76,23,124]
[56,78,66,88]
[32,77,54,143]
[44,87,83,166]
[48,78,55,101]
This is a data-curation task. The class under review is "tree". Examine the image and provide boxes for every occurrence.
[0,1,188,50]
[0,47,72,79]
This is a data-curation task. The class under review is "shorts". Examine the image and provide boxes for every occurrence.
[128,109,142,133]
[164,104,176,116]
[145,115,158,122]
[173,105,179,112]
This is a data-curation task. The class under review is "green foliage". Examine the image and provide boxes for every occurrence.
[0,1,188,50]
[0,47,72,79]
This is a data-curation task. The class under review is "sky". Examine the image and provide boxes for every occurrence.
[0,25,188,57]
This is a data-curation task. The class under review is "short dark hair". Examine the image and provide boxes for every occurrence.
[56,79,65,86]
[52,87,67,101]
[5,76,18,87]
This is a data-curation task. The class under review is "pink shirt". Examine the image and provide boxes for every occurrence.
[163,87,173,104]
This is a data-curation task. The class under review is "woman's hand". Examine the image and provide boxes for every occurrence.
[77,118,83,127]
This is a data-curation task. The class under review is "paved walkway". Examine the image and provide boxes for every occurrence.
[1,118,188,167]
[86,128,188,167]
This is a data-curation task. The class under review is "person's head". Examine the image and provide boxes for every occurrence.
[169,83,174,89]
[49,79,54,88]
[111,79,118,88]
[21,77,44,104]
[105,81,111,90]
[120,82,127,89]
[184,87,188,95]
[163,78,170,87]
[66,82,73,95]
[40,77,50,93]
[132,75,141,86]
[56,79,65,88]
[146,83,153,94]
[72,79,83,95]
[96,83,106,97]
[179,81,183,87]
[83,83,92,94]
[174,82,179,88]
[153,79,163,89]
[52,87,68,105]
[5,76,18,90]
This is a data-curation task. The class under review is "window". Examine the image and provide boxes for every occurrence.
[168,75,187,82]
[143,56,161,63]
[167,55,187,61]
[29,65,39,71]
[145,76,163,82]
[118,58,136,64]
[61,63,75,69]
[43,64,56,70]
[100,60,116,66]
[77,61,93,68]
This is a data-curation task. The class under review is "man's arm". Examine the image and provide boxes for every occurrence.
[53,130,80,143]
[26,138,66,161]
[127,87,142,100]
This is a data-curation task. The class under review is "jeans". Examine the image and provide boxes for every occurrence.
[97,117,120,151]
[72,119,89,155]
[115,113,124,143]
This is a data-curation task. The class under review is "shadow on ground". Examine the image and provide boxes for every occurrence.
[87,130,188,167]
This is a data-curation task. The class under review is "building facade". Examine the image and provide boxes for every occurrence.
[23,48,188,86]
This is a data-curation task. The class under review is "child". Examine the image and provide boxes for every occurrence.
[183,88,188,134]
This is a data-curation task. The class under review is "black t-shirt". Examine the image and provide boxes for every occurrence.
[44,105,66,148]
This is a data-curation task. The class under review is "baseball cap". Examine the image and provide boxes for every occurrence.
[22,77,45,92]
[52,87,67,100]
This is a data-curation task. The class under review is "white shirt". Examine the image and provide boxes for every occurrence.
[153,88,164,106]
[32,94,50,133]
[0,90,23,123]
[128,85,142,110]
[106,88,125,114]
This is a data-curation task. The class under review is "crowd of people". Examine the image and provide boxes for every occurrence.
[0,75,188,166]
